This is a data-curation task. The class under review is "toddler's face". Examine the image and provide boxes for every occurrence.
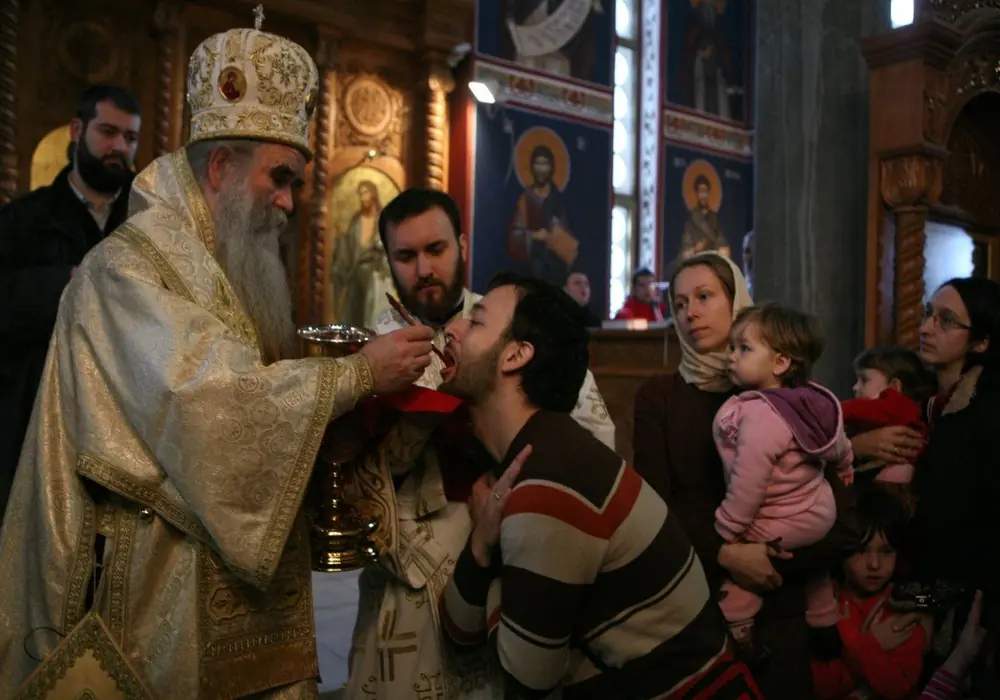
[852,368,891,400]
[843,531,896,596]
[727,320,783,390]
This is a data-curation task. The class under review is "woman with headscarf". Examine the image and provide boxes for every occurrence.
[632,252,860,698]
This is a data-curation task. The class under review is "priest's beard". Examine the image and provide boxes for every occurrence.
[214,177,296,362]
[393,254,465,326]
[440,339,502,404]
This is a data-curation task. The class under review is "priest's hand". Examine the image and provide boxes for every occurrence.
[361,325,435,393]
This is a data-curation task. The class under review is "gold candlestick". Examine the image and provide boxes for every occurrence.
[299,324,379,572]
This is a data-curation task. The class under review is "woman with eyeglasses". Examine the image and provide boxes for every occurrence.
[906,277,1000,694]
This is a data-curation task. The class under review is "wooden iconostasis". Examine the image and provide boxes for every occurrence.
[862,2,1000,348]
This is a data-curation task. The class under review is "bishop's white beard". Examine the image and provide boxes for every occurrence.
[213,177,296,362]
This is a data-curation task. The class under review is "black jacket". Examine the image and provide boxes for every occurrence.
[910,365,1000,613]
[0,166,132,520]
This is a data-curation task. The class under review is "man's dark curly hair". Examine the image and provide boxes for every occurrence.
[487,272,589,412]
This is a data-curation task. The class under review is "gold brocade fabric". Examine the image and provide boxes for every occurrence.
[0,150,372,699]
[336,295,616,699]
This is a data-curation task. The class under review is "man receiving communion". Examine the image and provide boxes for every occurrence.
[438,274,762,699]
[0,14,434,700]
[339,188,615,698]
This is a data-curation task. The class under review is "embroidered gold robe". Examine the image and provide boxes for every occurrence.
[0,150,373,699]
[336,294,615,699]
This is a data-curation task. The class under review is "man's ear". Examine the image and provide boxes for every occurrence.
[69,118,84,150]
[458,232,469,266]
[206,145,238,192]
[501,340,534,374]
[887,377,904,394]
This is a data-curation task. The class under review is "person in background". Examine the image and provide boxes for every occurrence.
[0,84,140,520]
[842,346,936,513]
[563,270,602,328]
[904,278,1000,696]
[713,302,854,660]
[614,267,666,322]
[812,487,929,700]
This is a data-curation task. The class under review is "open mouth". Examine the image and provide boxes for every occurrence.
[439,347,457,383]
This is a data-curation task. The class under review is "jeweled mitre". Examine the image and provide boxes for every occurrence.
[186,23,319,158]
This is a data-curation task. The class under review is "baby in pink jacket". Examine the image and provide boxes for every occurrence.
[714,303,854,653]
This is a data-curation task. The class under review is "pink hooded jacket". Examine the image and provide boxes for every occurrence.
[713,382,855,543]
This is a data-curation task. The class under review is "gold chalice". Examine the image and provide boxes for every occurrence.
[299,324,379,572]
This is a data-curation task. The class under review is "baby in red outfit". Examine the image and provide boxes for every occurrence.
[842,346,936,512]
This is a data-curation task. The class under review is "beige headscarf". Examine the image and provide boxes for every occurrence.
[668,252,754,392]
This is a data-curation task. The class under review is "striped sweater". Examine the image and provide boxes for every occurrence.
[441,410,755,699]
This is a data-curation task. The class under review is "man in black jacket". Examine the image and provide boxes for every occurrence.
[0,84,140,520]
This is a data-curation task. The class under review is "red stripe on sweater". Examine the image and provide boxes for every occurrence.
[504,465,642,540]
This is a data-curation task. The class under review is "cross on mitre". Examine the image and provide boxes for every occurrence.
[253,4,265,30]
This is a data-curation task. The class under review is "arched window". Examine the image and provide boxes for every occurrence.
[609,0,639,316]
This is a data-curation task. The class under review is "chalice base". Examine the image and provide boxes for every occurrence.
[309,505,379,573]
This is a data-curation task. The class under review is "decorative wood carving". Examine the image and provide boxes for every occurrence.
[940,92,1000,227]
[862,20,963,346]
[949,44,1000,100]
[424,52,455,190]
[926,0,1000,25]
[924,70,953,144]
[0,0,16,204]
[305,33,338,324]
[336,71,406,158]
[880,153,946,348]
[424,52,454,190]
[153,0,183,158]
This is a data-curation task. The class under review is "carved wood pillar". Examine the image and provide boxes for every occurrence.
[861,20,961,346]
[424,52,453,191]
[153,0,184,158]
[303,32,338,324]
[0,0,18,203]
[880,151,945,348]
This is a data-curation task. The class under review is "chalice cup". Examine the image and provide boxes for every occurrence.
[299,324,380,572]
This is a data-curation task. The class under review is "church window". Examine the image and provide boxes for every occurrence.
[890,0,914,28]
[610,0,639,316]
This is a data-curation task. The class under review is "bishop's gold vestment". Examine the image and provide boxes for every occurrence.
[0,150,373,699]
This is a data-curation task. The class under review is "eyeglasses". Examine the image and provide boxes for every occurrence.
[922,304,971,332]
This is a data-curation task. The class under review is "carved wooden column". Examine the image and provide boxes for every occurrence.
[0,0,18,203]
[861,20,961,346]
[153,0,184,158]
[424,52,454,191]
[880,151,945,347]
[302,32,338,324]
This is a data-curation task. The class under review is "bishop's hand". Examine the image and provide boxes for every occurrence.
[360,325,435,394]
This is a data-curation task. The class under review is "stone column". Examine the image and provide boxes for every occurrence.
[753,0,890,393]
